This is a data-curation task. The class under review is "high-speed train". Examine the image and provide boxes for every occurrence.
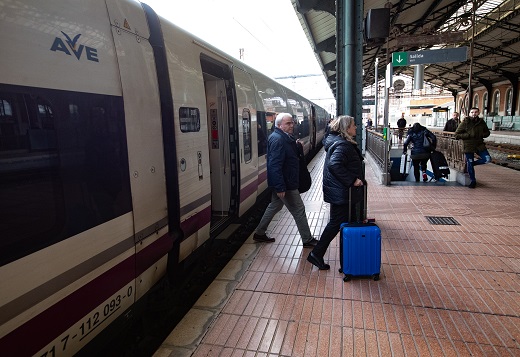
[0,0,329,355]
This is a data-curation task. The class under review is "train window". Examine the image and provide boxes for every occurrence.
[0,84,132,267]
[179,107,200,132]
[242,108,252,163]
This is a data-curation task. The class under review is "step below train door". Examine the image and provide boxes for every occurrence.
[201,55,238,233]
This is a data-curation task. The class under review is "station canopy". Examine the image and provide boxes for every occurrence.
[292,0,520,95]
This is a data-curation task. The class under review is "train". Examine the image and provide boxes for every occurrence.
[0,0,330,355]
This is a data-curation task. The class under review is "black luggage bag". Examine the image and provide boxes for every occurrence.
[430,150,450,180]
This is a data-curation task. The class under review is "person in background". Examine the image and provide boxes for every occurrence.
[257,123,267,156]
[366,118,373,128]
[444,111,460,132]
[403,123,437,182]
[307,115,364,270]
[455,107,491,188]
[253,113,318,247]
[322,117,333,146]
[397,113,407,142]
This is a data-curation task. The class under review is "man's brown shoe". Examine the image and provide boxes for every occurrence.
[253,233,275,243]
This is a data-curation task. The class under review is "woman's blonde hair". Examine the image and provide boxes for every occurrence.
[328,115,356,144]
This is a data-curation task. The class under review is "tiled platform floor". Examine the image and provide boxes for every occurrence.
[155,148,520,357]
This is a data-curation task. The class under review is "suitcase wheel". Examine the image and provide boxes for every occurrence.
[343,275,352,282]
[373,274,380,281]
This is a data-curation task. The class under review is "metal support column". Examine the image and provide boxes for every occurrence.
[374,58,379,129]
[336,0,363,145]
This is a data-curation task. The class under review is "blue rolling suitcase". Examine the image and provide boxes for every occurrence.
[339,185,381,282]
[340,222,381,281]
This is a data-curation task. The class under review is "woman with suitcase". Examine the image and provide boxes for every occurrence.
[307,115,364,270]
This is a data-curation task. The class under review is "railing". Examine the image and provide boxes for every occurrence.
[430,130,467,172]
[366,128,387,173]
[365,127,467,179]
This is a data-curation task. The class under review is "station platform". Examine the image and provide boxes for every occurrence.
[154,147,520,357]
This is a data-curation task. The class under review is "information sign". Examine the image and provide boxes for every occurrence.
[392,47,468,67]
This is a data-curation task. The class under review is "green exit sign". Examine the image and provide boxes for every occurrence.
[392,47,467,67]
[392,52,408,66]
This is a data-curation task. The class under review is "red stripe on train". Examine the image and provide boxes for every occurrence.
[240,174,267,203]
[180,206,211,239]
[136,233,173,275]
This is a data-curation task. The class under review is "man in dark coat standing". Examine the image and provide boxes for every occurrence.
[455,107,491,188]
[253,113,317,247]
[444,111,460,132]
[397,113,407,142]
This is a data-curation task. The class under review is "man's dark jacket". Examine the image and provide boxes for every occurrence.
[322,132,363,205]
[267,127,299,192]
[443,118,459,132]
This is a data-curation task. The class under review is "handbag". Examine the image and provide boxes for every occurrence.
[423,132,432,149]
[297,144,312,193]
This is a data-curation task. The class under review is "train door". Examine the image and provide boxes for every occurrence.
[205,76,231,214]
[232,66,258,216]
[200,56,238,231]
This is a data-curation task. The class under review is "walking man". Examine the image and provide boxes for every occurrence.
[253,113,318,247]
[397,113,407,142]
[455,107,492,188]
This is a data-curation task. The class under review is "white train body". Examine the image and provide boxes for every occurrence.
[0,1,329,355]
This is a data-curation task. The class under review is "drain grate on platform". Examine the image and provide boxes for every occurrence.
[425,216,460,225]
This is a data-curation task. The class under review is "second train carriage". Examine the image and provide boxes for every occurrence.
[0,0,329,355]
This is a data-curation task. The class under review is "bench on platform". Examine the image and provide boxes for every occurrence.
[497,122,514,131]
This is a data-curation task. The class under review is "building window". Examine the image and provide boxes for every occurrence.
[473,94,479,111]
[505,88,512,116]
[483,92,488,113]
[0,99,13,117]
[492,90,500,115]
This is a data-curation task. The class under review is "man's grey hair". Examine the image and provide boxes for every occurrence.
[275,112,293,127]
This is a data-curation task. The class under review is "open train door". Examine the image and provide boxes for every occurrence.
[200,55,239,233]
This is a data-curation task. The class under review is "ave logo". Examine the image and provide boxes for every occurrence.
[50,31,99,62]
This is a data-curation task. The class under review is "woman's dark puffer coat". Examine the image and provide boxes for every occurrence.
[322,132,364,205]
